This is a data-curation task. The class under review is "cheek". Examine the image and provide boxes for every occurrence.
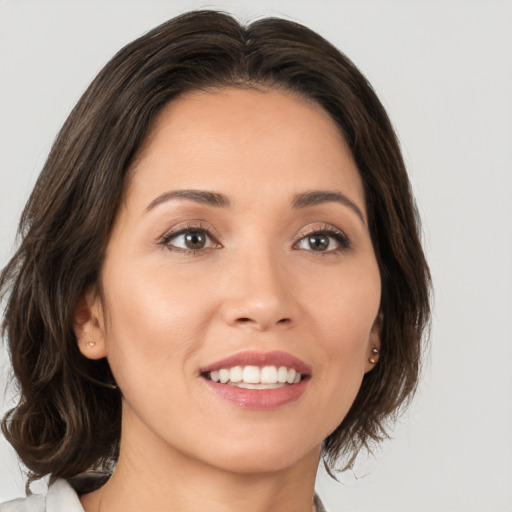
[100,260,217,391]
[307,263,380,420]
[105,256,216,334]
[312,263,380,349]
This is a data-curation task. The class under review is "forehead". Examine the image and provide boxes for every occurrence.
[128,87,365,212]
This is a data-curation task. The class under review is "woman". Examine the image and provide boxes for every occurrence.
[0,10,430,512]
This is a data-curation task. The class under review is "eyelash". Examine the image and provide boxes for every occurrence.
[295,225,351,254]
[158,222,220,255]
[158,222,351,255]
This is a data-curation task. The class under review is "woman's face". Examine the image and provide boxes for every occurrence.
[80,87,381,474]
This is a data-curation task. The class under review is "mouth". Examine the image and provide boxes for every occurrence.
[202,364,305,389]
[199,351,311,408]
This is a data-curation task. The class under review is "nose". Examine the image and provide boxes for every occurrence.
[220,248,299,332]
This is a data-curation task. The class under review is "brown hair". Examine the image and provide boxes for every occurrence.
[1,10,430,483]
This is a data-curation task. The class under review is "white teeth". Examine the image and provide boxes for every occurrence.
[243,365,260,384]
[260,366,278,384]
[233,382,285,389]
[207,365,303,386]
[277,366,288,383]
[230,366,243,383]
[286,368,296,384]
[219,369,230,384]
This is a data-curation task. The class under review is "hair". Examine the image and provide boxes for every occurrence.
[1,10,431,483]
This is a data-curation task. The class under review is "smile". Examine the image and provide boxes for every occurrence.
[200,351,311,409]
[206,365,302,388]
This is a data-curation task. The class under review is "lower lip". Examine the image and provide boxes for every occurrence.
[202,378,309,409]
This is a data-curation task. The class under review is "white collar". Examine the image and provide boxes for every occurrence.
[46,479,84,512]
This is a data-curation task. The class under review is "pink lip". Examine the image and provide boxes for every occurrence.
[200,350,311,410]
[202,378,309,409]
[200,350,312,375]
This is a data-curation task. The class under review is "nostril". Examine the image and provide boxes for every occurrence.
[235,317,290,326]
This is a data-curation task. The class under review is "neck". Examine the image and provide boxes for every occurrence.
[80,412,321,512]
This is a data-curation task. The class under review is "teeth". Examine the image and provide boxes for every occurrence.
[260,366,277,384]
[231,382,285,389]
[207,365,303,385]
[230,366,243,383]
[277,366,288,383]
[243,366,260,384]
[219,369,230,384]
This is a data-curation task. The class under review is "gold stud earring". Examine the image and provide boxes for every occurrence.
[369,347,380,364]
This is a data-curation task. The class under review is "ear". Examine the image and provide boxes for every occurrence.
[364,313,382,373]
[74,287,108,360]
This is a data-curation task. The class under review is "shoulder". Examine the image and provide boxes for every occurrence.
[1,492,45,512]
[1,480,84,512]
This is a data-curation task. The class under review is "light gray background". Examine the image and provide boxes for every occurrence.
[1,0,511,510]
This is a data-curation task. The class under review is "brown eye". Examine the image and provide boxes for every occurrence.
[162,228,217,252]
[307,234,329,251]
[296,228,349,253]
[184,231,206,250]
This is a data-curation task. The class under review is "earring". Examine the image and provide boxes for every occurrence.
[369,347,380,364]
[87,340,96,347]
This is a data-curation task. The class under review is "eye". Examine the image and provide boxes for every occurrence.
[295,227,350,253]
[160,225,220,253]
[172,230,209,250]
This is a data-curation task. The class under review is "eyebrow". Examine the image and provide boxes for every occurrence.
[145,188,365,224]
[145,189,230,212]
[292,190,366,224]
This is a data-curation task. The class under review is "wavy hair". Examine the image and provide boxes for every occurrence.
[1,10,431,483]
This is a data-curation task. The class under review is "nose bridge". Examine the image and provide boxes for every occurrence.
[222,236,296,330]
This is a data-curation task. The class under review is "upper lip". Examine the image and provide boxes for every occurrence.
[200,350,312,376]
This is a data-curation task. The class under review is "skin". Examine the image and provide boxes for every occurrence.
[76,87,381,512]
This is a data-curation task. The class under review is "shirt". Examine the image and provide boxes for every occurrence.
[1,479,328,511]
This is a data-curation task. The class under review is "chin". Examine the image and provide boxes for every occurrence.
[193,431,322,475]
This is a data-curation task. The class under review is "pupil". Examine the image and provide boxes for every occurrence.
[185,232,205,249]
[309,235,328,251]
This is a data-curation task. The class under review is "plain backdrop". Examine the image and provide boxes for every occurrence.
[1,1,511,510]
